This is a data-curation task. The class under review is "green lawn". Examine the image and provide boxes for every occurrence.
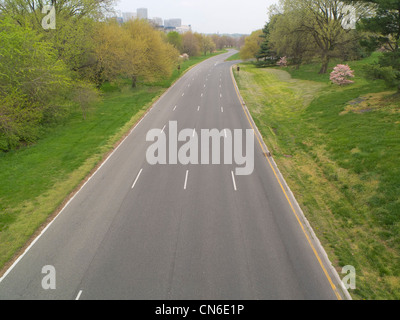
[225,51,241,61]
[0,51,225,273]
[234,56,400,300]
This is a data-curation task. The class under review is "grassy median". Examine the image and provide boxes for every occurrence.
[233,55,400,300]
[0,50,226,274]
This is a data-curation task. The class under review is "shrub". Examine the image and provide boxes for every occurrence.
[0,92,42,151]
[277,57,288,67]
[362,64,397,84]
[330,64,355,85]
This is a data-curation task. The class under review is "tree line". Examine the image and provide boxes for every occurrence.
[240,0,400,89]
[0,0,241,152]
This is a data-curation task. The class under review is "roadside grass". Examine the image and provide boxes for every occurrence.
[225,51,241,61]
[0,51,224,274]
[233,58,400,300]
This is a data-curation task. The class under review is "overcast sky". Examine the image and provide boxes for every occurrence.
[114,0,279,35]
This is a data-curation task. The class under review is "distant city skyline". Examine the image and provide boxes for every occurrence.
[117,7,192,34]
[114,0,278,35]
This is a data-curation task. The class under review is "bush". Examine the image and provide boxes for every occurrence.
[0,92,42,151]
[277,57,288,67]
[330,64,355,85]
[362,63,400,89]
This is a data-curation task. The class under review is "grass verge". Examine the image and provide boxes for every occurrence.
[233,57,400,300]
[0,50,225,274]
[225,51,241,61]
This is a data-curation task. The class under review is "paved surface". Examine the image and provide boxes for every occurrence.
[0,50,346,300]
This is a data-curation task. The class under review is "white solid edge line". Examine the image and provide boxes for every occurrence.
[231,171,237,191]
[131,169,143,189]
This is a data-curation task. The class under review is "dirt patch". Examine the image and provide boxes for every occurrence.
[340,91,398,115]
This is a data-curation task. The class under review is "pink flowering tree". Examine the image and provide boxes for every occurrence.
[330,64,355,85]
[277,56,287,67]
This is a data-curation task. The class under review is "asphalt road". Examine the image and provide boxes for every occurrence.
[0,50,348,300]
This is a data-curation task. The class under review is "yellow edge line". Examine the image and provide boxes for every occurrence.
[230,66,342,300]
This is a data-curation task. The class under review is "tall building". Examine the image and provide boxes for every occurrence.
[122,12,136,22]
[164,18,182,28]
[152,17,163,27]
[137,8,148,20]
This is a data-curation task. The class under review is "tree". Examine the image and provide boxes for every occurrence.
[0,17,71,150]
[0,0,115,26]
[236,35,246,49]
[355,0,400,90]
[195,33,216,55]
[268,4,314,68]
[0,0,115,76]
[90,19,179,88]
[355,0,400,52]
[182,31,200,56]
[282,0,367,73]
[167,31,183,53]
[125,20,179,87]
[211,35,236,50]
[255,22,277,67]
[240,29,263,60]
[89,20,137,86]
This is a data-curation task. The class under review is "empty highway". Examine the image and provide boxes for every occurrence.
[0,50,348,300]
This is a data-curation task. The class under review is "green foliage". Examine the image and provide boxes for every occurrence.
[195,33,216,56]
[254,23,277,67]
[182,31,200,56]
[167,31,183,52]
[268,0,366,73]
[240,29,263,60]
[268,10,314,67]
[362,63,400,88]
[0,0,111,75]
[356,0,400,89]
[356,0,400,52]
[0,17,71,151]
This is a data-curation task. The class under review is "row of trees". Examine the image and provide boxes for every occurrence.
[166,31,242,57]
[240,0,400,89]
[0,0,240,151]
